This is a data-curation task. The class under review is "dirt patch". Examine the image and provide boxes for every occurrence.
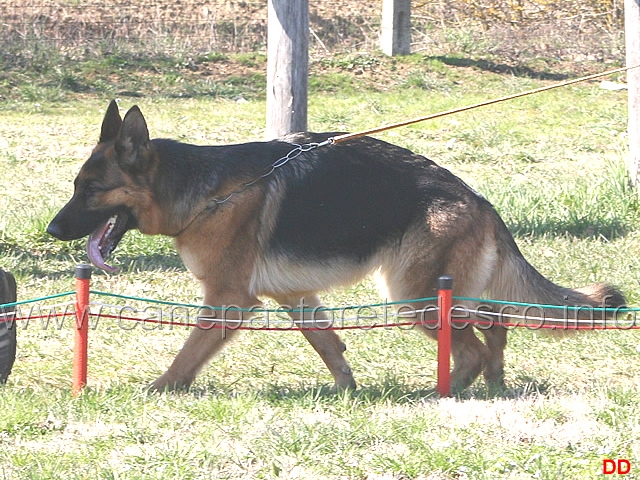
[0,0,624,64]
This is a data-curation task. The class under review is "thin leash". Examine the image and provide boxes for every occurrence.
[175,63,640,234]
[330,63,640,144]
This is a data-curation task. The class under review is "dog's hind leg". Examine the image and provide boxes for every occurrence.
[478,326,508,390]
[444,255,498,393]
[380,231,496,393]
[276,294,357,391]
[448,327,491,393]
[420,322,491,394]
[381,276,490,393]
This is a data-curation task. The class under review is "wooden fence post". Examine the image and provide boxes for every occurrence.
[381,0,411,56]
[266,0,309,139]
[626,0,640,186]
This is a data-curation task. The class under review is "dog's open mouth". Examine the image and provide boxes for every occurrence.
[87,213,130,273]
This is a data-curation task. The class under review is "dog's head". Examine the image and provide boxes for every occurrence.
[47,100,155,272]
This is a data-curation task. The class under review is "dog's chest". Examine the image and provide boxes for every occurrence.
[175,241,207,280]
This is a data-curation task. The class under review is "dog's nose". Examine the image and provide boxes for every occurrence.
[46,221,64,240]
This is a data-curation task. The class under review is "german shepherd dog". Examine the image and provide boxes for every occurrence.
[47,100,625,393]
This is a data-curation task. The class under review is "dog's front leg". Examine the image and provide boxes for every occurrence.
[275,294,357,391]
[149,292,259,392]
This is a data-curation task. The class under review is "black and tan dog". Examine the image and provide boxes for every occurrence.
[47,100,625,393]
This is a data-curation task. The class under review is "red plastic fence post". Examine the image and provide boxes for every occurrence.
[437,275,453,397]
[73,264,91,396]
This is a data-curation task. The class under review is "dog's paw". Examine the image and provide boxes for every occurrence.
[330,378,357,393]
[147,374,193,393]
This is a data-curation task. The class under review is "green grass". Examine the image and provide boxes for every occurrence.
[1,51,640,479]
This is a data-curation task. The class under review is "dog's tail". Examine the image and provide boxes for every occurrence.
[485,213,626,332]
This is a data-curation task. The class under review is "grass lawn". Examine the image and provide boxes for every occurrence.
[1,51,639,479]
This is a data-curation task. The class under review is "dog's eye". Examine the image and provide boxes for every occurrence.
[81,181,102,198]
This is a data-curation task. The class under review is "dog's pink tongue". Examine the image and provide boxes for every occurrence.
[87,218,119,273]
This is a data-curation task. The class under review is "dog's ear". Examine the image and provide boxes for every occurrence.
[115,105,152,173]
[100,100,123,143]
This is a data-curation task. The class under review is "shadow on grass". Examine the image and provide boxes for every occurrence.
[184,380,438,404]
[1,240,186,279]
[507,217,633,241]
[458,376,553,401]
[184,374,553,404]
[431,55,571,81]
